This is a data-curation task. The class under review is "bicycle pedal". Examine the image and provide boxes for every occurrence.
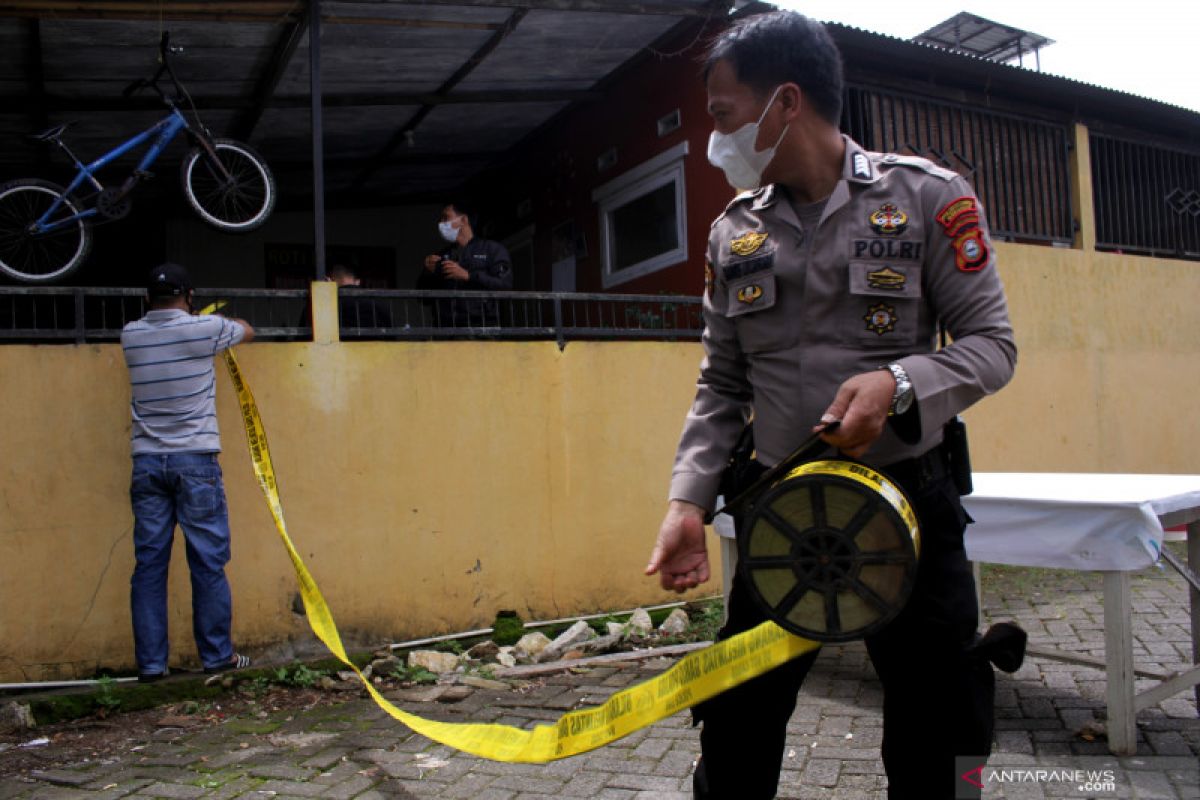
[134,169,155,180]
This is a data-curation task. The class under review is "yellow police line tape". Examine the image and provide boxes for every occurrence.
[217,344,820,762]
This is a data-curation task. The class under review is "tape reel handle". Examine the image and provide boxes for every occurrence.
[706,419,840,524]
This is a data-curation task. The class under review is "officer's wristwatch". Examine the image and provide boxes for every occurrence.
[882,362,914,416]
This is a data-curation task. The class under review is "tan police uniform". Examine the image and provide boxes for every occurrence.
[670,135,1016,509]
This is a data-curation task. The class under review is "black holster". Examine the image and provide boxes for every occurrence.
[717,422,761,504]
[942,415,973,496]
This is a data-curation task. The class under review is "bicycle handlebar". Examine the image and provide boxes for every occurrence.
[123,31,185,107]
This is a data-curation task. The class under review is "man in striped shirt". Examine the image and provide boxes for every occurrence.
[121,263,255,682]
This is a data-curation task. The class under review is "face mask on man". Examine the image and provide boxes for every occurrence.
[707,85,790,191]
[438,218,460,243]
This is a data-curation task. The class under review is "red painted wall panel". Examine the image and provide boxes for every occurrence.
[467,20,734,296]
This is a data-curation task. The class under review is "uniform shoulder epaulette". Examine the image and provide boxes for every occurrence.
[711,187,765,228]
[874,153,958,181]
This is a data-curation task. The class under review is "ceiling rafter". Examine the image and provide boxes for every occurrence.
[228,8,310,141]
[356,0,721,17]
[0,1,504,27]
[27,89,598,113]
[350,6,529,190]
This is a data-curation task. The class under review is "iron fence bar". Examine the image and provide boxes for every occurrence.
[73,287,84,344]
[553,295,564,350]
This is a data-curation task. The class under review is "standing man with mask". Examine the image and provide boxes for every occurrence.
[121,263,255,681]
[419,201,513,327]
[644,11,1017,799]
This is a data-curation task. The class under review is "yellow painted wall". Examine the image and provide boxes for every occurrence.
[0,337,705,682]
[2,245,1199,681]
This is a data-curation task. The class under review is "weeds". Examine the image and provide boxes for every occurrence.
[94,676,121,714]
[272,663,326,688]
[390,664,438,685]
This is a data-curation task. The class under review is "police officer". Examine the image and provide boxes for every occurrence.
[419,201,512,327]
[643,11,1017,799]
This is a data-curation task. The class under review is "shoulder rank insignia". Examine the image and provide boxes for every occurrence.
[730,230,769,257]
[736,284,764,304]
[852,152,872,180]
[867,266,907,291]
[869,203,908,236]
[863,303,897,335]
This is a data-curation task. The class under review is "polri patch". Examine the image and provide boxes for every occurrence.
[869,203,908,236]
[863,303,898,335]
[704,260,714,298]
[736,284,764,304]
[730,230,769,256]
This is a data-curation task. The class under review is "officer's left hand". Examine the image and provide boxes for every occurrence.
[815,369,894,458]
[441,260,470,281]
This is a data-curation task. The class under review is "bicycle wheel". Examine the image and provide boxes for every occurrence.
[180,138,276,232]
[0,179,92,283]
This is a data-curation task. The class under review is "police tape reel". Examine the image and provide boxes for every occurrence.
[737,459,921,643]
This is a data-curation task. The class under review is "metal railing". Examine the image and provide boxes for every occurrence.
[844,85,1075,244]
[1090,133,1200,260]
[0,287,703,346]
[0,288,312,343]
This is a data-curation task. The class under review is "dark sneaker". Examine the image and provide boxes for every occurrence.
[204,653,251,674]
[137,671,169,684]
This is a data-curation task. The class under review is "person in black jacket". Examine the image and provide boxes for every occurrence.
[418,202,512,327]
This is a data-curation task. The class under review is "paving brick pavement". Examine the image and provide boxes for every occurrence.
[1,547,1197,799]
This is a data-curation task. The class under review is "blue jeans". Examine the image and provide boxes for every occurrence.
[130,452,234,673]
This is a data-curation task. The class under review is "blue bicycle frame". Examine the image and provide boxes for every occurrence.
[33,107,191,234]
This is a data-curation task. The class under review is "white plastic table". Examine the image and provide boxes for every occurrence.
[962,473,1200,755]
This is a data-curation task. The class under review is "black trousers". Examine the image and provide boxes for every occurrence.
[693,453,995,799]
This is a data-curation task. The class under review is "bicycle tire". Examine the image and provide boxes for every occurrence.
[180,138,276,232]
[0,179,92,283]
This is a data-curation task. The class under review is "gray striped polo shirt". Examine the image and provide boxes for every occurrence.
[121,309,245,455]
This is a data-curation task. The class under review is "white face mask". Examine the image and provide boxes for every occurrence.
[707,85,790,191]
[438,219,459,243]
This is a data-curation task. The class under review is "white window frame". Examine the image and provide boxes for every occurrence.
[592,141,689,288]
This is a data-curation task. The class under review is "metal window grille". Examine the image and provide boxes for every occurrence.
[1090,133,1200,260]
[844,85,1075,244]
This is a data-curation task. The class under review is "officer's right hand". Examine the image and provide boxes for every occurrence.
[645,500,709,593]
[423,254,441,272]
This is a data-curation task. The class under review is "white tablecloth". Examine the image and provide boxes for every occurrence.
[962,473,1200,570]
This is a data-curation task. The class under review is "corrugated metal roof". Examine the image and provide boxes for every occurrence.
[0,0,726,204]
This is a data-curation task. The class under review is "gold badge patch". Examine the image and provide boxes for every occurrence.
[730,231,769,256]
[704,261,714,298]
[863,303,897,335]
[736,284,764,304]
[866,266,907,291]
[869,203,908,236]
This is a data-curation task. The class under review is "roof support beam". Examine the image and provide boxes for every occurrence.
[24,18,50,170]
[33,89,597,113]
[350,7,528,189]
[228,8,309,141]
[356,0,721,16]
[0,1,502,27]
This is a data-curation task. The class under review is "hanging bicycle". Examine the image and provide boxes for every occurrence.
[0,32,276,283]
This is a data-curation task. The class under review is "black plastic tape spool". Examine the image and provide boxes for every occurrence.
[736,459,920,643]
